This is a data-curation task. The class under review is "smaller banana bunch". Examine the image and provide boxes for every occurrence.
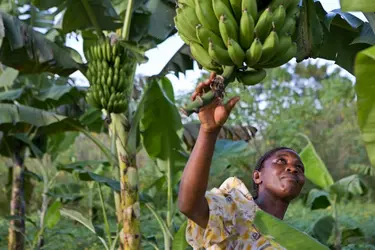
[174,0,300,86]
[85,38,136,114]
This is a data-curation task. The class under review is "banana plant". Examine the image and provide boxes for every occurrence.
[0,66,111,249]
[299,134,368,249]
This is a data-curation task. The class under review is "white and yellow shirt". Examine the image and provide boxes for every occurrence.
[186,177,287,250]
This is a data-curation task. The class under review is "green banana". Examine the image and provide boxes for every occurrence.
[107,74,113,87]
[239,10,255,50]
[228,38,245,67]
[269,0,283,10]
[245,38,262,66]
[182,5,200,31]
[194,0,220,34]
[262,42,297,68]
[254,8,273,42]
[113,70,119,90]
[175,9,200,44]
[273,35,292,58]
[212,0,238,27]
[237,68,267,86]
[118,74,125,92]
[208,41,234,66]
[98,44,104,60]
[196,24,226,50]
[111,43,119,61]
[190,42,221,72]
[86,92,100,109]
[86,70,92,82]
[90,46,95,60]
[273,5,286,31]
[107,93,116,113]
[114,56,121,69]
[179,33,191,44]
[219,15,238,47]
[108,64,114,76]
[241,0,257,21]
[258,30,279,63]
[113,100,120,113]
[94,45,99,60]
[279,17,296,36]
[106,41,111,61]
[229,0,242,22]
[178,0,195,8]
[101,74,106,87]
[100,97,106,109]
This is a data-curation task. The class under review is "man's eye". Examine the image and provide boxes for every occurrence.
[277,158,287,164]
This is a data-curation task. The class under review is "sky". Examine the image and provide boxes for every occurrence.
[66,0,366,96]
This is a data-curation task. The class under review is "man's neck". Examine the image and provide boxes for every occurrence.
[254,191,289,220]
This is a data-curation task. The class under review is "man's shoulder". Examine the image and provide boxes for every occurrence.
[209,176,254,201]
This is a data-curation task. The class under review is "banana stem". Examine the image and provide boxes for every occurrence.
[122,0,134,40]
[111,113,140,250]
[81,0,105,39]
[180,66,236,116]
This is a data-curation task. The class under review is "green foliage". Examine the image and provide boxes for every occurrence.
[57,161,120,191]
[340,0,375,12]
[140,77,183,160]
[172,220,189,250]
[44,201,62,229]
[210,139,254,176]
[305,189,331,210]
[300,136,335,189]
[60,208,109,249]
[61,0,122,33]
[355,46,375,169]
[329,175,368,200]
[313,2,374,74]
[254,210,329,250]
[0,12,84,75]
[295,0,324,62]
[311,215,335,245]
[0,67,18,88]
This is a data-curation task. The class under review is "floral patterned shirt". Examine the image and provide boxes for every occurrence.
[186,177,287,250]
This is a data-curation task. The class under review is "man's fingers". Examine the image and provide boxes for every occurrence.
[191,78,215,101]
[209,72,216,81]
[224,96,240,113]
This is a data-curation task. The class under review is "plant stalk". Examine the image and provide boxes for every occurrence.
[81,0,105,39]
[107,116,123,224]
[111,113,140,250]
[98,183,112,247]
[35,158,50,249]
[88,182,94,220]
[166,157,173,249]
[145,203,173,246]
[8,151,25,250]
[122,0,135,40]
[332,195,341,250]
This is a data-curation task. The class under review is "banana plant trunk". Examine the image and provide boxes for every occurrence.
[111,113,140,250]
[8,152,25,250]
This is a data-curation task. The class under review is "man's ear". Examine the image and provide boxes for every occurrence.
[253,170,262,185]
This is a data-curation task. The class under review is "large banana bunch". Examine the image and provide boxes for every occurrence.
[174,0,300,86]
[85,38,136,114]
